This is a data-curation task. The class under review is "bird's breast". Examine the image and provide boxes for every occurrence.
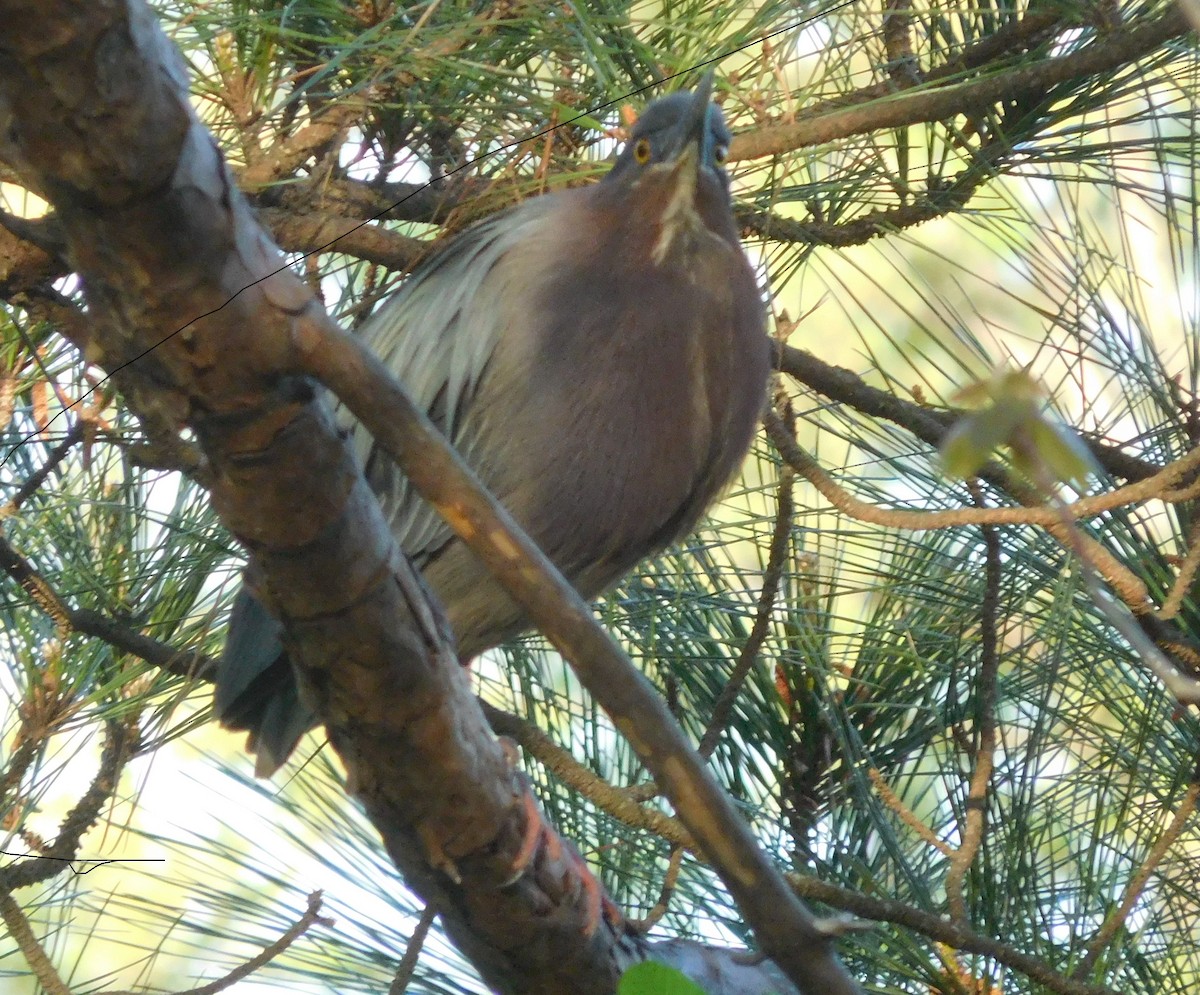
[462,197,767,588]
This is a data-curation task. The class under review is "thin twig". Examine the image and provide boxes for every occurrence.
[164,892,334,995]
[1156,519,1200,621]
[388,903,439,995]
[776,345,1160,484]
[627,847,685,933]
[0,421,83,518]
[785,873,1119,995]
[697,452,795,759]
[0,737,39,826]
[1073,781,1200,979]
[868,768,953,857]
[2,410,209,675]
[931,945,988,995]
[763,409,1154,611]
[481,701,695,850]
[945,485,1001,925]
[1038,469,1200,701]
[882,0,923,90]
[0,720,136,892]
[795,8,1067,124]
[0,534,214,680]
[69,608,215,681]
[0,532,70,636]
[763,410,1200,531]
[0,889,72,995]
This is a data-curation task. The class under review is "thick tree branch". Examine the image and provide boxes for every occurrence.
[259,207,427,271]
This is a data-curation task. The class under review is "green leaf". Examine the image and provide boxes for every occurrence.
[618,961,709,995]
[940,367,1098,486]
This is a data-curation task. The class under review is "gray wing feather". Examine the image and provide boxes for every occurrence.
[343,197,557,564]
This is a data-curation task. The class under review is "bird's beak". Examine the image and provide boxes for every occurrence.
[651,71,716,263]
[670,70,714,176]
[661,70,714,212]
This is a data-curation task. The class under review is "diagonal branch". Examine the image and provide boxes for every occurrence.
[732,7,1189,160]
[0,889,71,995]
[0,719,137,892]
[0,531,214,680]
[786,873,1120,995]
[171,891,335,995]
[1073,780,1200,978]
[697,456,795,760]
[0,5,627,993]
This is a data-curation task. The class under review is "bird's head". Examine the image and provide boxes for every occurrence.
[602,72,735,263]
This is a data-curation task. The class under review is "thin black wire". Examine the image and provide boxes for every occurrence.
[0,2,855,469]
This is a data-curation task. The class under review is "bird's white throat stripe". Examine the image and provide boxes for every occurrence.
[651,159,700,265]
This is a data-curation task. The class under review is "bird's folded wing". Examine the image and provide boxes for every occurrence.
[349,197,560,565]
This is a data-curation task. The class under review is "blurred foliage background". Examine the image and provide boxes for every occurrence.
[1,0,1198,992]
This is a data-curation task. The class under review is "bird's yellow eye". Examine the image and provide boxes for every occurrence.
[713,144,728,166]
[634,138,652,164]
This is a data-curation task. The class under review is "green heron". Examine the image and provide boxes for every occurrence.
[216,72,770,775]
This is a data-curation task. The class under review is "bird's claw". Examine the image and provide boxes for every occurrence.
[502,777,622,936]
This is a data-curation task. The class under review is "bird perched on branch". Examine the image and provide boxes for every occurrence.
[216,72,770,776]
